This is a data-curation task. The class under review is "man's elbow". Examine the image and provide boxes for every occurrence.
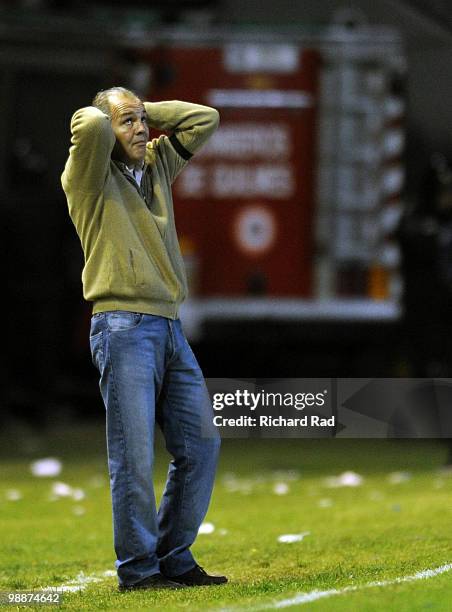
[210,108,220,130]
[70,106,110,140]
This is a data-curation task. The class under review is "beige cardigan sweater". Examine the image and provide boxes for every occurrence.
[62,100,219,319]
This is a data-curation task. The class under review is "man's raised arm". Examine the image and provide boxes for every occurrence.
[61,107,116,195]
[144,100,219,181]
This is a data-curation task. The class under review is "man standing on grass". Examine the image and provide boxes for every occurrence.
[61,87,226,591]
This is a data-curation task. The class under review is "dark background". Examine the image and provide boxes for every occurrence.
[2,0,452,427]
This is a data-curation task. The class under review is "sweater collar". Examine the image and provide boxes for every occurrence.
[114,159,145,174]
[114,159,147,186]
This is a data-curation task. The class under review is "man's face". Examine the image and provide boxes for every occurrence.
[109,93,149,167]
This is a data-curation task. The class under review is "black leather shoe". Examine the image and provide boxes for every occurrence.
[119,573,186,591]
[168,565,228,586]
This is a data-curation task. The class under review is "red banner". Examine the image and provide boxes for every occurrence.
[142,44,320,296]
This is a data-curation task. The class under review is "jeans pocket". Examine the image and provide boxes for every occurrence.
[90,330,104,373]
[105,310,143,332]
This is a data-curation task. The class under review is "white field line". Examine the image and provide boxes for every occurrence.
[225,562,452,610]
[40,561,452,602]
[42,570,116,593]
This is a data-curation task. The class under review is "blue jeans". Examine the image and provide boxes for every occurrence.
[89,311,220,586]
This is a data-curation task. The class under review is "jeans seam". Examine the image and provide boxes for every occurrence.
[167,320,177,362]
[159,388,192,564]
[106,331,140,553]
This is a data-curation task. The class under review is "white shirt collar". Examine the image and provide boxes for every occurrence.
[125,162,145,186]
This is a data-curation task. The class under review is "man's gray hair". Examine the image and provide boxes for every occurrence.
[92,86,141,116]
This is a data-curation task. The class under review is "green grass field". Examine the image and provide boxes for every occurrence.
[1,423,451,611]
